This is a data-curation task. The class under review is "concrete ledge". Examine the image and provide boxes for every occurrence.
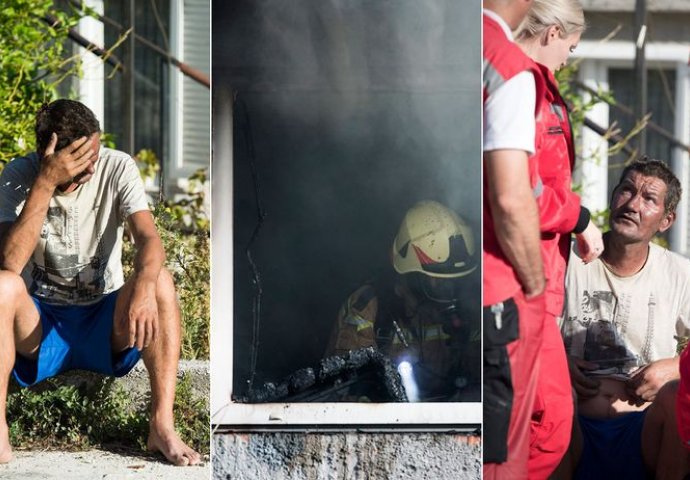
[10,360,209,410]
[213,432,481,480]
[114,360,210,408]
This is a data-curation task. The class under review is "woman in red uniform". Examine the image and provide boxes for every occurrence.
[514,1,604,477]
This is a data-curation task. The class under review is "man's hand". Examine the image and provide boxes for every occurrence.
[575,219,604,264]
[568,355,601,399]
[39,133,96,188]
[124,210,166,351]
[626,357,680,403]
[124,276,159,350]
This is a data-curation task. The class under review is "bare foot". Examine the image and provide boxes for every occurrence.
[0,448,11,464]
[147,426,200,466]
[0,425,13,464]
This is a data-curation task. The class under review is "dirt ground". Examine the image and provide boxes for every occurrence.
[0,449,210,479]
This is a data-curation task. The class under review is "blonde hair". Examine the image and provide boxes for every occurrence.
[514,0,585,41]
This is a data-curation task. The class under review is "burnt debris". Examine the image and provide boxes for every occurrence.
[235,347,408,403]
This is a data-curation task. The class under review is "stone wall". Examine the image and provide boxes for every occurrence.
[213,433,481,480]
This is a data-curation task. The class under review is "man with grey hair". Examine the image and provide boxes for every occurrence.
[557,159,690,479]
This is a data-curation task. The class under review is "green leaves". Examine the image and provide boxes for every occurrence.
[123,158,210,361]
[7,377,209,454]
[0,0,82,164]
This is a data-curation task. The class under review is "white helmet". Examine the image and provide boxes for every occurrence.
[392,200,477,280]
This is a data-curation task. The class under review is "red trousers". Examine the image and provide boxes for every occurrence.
[528,312,574,479]
[484,291,545,480]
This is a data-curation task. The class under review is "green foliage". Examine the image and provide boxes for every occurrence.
[154,203,210,360]
[100,131,117,150]
[124,150,210,360]
[160,168,210,233]
[556,63,612,227]
[7,376,209,455]
[556,63,597,148]
[0,0,82,164]
[589,209,610,232]
[135,148,161,182]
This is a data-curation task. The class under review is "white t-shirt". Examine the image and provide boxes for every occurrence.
[482,9,536,155]
[0,148,150,305]
[561,243,690,375]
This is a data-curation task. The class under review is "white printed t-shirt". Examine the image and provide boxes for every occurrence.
[561,243,690,376]
[0,148,149,305]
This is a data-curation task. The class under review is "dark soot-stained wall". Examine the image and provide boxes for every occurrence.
[214,0,481,399]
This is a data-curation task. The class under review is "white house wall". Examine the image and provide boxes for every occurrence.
[170,0,211,187]
[211,84,234,420]
[674,63,690,255]
[576,59,610,215]
[75,0,105,129]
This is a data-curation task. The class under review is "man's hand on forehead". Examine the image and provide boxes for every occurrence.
[71,133,100,182]
[39,132,96,189]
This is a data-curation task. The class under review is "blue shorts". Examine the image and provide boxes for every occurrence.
[12,290,141,387]
[575,411,649,480]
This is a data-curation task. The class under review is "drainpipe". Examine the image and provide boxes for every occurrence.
[634,0,647,155]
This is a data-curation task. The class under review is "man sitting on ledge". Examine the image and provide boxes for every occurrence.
[556,159,690,479]
[0,99,200,466]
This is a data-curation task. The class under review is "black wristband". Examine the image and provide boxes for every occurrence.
[573,206,591,234]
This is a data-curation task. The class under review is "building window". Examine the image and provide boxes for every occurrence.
[212,0,481,426]
[104,1,171,164]
[607,67,677,193]
[101,0,210,194]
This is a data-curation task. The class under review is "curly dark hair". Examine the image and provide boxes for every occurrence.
[617,157,682,214]
[35,99,100,155]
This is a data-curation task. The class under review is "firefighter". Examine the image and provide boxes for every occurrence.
[325,200,479,401]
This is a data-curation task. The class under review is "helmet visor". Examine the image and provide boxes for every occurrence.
[418,275,465,304]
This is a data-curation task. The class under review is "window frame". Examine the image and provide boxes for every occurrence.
[210,84,482,429]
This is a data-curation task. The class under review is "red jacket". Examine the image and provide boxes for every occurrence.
[482,13,546,306]
[534,64,584,316]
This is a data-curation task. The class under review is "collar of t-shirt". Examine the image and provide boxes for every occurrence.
[483,9,514,42]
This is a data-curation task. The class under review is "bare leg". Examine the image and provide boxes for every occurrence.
[0,271,41,464]
[112,268,200,466]
[641,381,690,480]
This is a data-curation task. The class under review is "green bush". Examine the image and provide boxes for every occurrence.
[0,0,81,165]
[8,376,209,455]
[153,203,210,360]
[124,151,210,361]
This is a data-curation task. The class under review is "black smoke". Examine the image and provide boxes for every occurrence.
[214,0,481,400]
